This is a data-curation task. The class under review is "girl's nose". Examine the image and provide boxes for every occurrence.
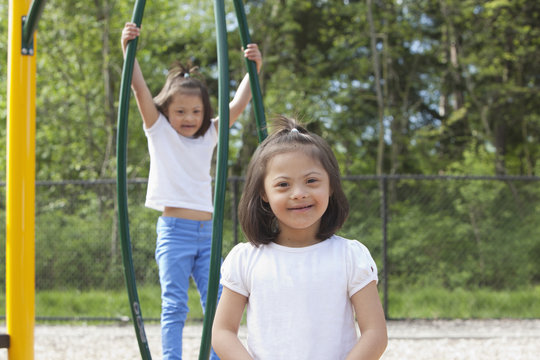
[290,187,308,199]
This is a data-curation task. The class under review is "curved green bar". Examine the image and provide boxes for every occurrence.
[232,0,267,141]
[116,1,152,359]
[198,1,230,359]
[22,0,47,50]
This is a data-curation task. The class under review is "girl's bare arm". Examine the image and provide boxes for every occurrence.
[346,281,388,360]
[212,287,253,360]
[121,22,159,129]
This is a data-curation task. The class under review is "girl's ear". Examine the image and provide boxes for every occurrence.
[261,192,268,203]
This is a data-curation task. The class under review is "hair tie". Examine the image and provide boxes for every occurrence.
[290,128,299,133]
[183,73,190,78]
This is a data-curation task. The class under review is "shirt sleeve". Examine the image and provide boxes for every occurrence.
[206,118,218,144]
[220,243,251,297]
[143,112,167,135]
[347,240,379,297]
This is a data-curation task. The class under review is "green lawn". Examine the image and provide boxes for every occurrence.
[1,285,539,322]
[387,285,540,318]
[1,285,204,322]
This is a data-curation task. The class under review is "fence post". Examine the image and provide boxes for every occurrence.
[380,176,389,319]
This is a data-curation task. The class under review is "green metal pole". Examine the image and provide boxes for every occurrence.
[21,0,47,55]
[116,1,151,359]
[198,1,229,359]
[232,0,267,142]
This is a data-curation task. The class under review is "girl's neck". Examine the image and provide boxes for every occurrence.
[275,228,320,248]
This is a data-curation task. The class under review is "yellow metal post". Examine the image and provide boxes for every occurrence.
[6,0,36,359]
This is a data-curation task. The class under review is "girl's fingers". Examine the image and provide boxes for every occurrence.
[123,23,140,34]
[123,27,139,39]
[245,44,260,55]
[245,51,261,60]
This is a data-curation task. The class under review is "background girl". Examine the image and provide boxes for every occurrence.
[121,22,262,360]
[212,116,387,359]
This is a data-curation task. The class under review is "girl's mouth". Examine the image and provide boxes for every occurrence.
[288,204,313,211]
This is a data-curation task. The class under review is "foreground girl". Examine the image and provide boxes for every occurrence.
[212,116,387,359]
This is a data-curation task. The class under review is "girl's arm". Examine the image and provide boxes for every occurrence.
[212,287,253,360]
[345,281,388,360]
[121,22,159,129]
[221,43,263,128]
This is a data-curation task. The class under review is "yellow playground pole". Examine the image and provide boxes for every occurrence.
[6,0,36,358]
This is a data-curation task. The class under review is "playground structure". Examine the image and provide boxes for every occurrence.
[4,0,265,359]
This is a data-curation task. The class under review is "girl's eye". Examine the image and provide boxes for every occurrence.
[307,178,318,184]
[277,182,289,188]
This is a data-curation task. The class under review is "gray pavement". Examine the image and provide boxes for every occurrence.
[1,319,539,359]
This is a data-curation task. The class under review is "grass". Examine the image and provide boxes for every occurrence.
[1,285,539,322]
[0,284,205,323]
[387,285,540,319]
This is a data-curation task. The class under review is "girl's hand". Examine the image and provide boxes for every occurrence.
[243,43,263,73]
[121,22,140,55]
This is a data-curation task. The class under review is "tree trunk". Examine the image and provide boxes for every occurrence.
[367,0,385,176]
[96,0,120,263]
[440,0,464,111]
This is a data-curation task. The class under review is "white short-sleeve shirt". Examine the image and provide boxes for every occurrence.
[221,235,378,360]
[143,113,218,212]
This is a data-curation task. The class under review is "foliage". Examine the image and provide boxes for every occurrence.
[0,1,538,177]
[387,178,540,290]
[1,0,539,320]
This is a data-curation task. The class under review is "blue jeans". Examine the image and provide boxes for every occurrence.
[156,216,221,360]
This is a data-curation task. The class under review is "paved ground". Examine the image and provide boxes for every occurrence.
[1,319,540,359]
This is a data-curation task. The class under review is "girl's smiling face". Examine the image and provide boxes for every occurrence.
[165,93,204,137]
[262,149,331,247]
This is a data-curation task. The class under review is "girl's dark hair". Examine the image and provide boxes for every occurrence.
[238,115,349,246]
[153,62,214,138]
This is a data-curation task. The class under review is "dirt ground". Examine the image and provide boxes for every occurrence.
[1,319,539,359]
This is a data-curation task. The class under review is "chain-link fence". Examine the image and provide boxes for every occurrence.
[1,175,539,319]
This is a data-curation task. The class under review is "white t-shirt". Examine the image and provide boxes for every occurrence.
[143,113,218,212]
[220,235,378,360]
